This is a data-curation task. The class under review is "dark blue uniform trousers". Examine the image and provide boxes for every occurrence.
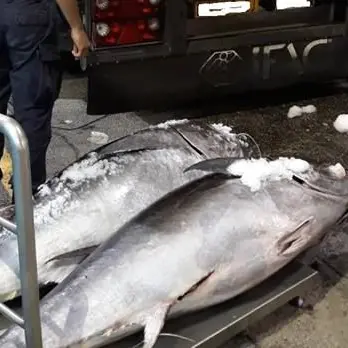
[0,0,62,196]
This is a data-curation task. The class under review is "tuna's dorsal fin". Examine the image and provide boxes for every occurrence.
[183,157,242,177]
[45,245,99,265]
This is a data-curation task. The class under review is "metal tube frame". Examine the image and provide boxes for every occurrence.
[0,113,43,348]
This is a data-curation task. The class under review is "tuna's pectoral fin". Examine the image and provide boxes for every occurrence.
[141,304,171,348]
[45,245,99,265]
[183,157,242,177]
[41,245,100,285]
[277,217,315,257]
[138,272,215,348]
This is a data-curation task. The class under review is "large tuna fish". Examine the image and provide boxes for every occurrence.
[0,156,346,348]
[0,119,254,302]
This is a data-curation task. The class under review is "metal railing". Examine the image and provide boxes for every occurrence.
[0,113,43,347]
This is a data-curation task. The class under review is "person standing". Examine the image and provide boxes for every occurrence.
[0,0,90,201]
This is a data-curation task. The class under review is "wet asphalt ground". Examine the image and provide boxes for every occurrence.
[1,74,348,347]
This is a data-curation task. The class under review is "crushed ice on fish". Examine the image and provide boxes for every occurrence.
[87,131,109,145]
[36,152,124,198]
[33,152,127,225]
[60,152,119,183]
[328,163,346,179]
[211,122,234,135]
[36,184,52,197]
[211,123,262,158]
[211,123,240,142]
[151,119,189,129]
[227,157,311,191]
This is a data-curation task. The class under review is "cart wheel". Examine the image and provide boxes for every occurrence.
[259,0,277,11]
[288,297,314,310]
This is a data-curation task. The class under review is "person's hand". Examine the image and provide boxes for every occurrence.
[70,27,91,58]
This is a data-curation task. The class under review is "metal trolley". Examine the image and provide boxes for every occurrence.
[0,113,320,348]
[0,113,42,347]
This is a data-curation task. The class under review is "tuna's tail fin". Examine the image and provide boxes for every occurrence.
[0,204,15,222]
[237,132,262,159]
